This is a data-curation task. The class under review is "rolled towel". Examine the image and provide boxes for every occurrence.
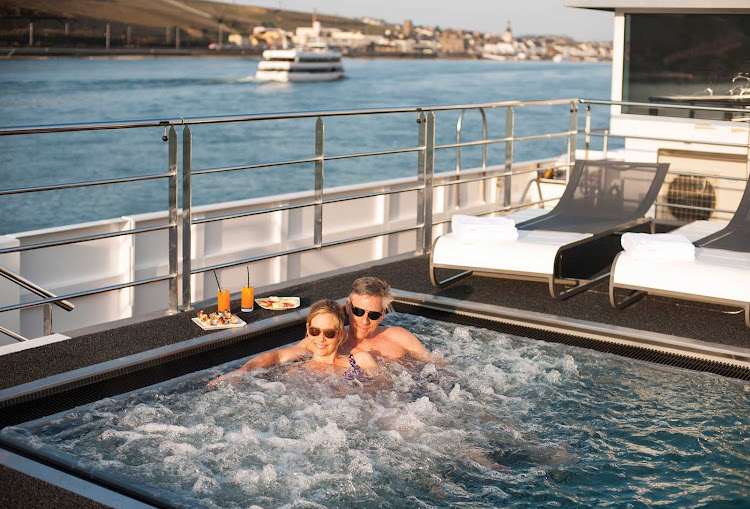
[621,232,696,261]
[451,214,518,244]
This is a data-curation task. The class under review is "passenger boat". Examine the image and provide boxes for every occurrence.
[255,43,345,82]
[0,1,749,506]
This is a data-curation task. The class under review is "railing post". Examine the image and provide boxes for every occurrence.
[568,100,578,177]
[479,107,488,204]
[181,124,193,311]
[43,303,52,336]
[603,128,609,157]
[455,109,465,209]
[167,126,179,315]
[585,103,591,160]
[314,117,324,249]
[417,111,427,254]
[423,112,435,252]
[504,106,514,208]
[456,110,464,175]
[417,111,435,255]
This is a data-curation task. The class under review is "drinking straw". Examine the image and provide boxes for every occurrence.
[246,267,250,287]
[213,270,221,289]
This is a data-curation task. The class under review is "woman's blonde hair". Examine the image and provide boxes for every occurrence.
[306,299,346,346]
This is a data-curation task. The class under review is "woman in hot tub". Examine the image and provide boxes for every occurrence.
[209,299,377,385]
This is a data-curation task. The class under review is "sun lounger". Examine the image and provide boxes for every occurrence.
[430,159,670,299]
[610,178,750,326]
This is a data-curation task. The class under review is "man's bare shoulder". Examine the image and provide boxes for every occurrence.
[380,325,432,362]
[379,325,419,344]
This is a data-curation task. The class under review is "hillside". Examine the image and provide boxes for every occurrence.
[0,0,385,48]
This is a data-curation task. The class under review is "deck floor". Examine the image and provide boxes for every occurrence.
[1,254,749,391]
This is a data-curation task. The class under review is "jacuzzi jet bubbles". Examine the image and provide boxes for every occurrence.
[2,313,747,508]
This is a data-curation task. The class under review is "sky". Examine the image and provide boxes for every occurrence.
[228,0,614,41]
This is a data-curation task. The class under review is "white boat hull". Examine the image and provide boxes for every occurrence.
[256,47,345,82]
[255,70,344,82]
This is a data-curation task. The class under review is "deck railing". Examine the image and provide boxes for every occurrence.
[1,98,749,340]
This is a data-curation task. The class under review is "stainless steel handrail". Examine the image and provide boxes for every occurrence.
[0,172,173,196]
[0,325,26,342]
[180,108,439,310]
[432,165,549,189]
[0,274,175,313]
[456,107,488,207]
[192,225,422,275]
[586,130,749,150]
[0,99,578,136]
[580,98,750,220]
[0,266,74,311]
[0,223,175,254]
[4,96,749,340]
[0,125,180,340]
[579,98,750,114]
[0,265,75,341]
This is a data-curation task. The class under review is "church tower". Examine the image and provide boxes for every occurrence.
[501,20,513,43]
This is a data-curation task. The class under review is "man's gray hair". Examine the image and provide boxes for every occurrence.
[349,276,394,308]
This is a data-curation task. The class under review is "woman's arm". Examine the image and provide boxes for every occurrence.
[352,351,379,377]
[208,339,309,387]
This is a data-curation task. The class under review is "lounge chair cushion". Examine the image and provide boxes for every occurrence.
[433,230,592,276]
[612,247,750,302]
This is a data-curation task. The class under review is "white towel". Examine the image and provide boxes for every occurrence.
[451,214,518,244]
[621,232,696,261]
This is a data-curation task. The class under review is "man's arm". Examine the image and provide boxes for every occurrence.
[389,326,433,363]
[208,339,308,387]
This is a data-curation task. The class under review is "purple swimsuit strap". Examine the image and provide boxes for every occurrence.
[344,354,363,381]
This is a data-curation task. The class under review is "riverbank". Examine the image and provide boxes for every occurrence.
[0,46,609,61]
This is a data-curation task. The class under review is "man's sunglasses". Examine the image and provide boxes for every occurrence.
[350,305,384,320]
[308,326,338,339]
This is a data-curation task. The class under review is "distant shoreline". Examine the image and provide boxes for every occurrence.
[0,47,609,62]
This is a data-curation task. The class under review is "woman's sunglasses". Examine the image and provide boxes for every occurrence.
[308,326,338,339]
[350,305,384,320]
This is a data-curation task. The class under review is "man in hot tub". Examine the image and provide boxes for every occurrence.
[210,276,432,381]
[340,276,432,362]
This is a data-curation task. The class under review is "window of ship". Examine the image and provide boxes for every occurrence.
[622,14,750,121]
[298,57,341,62]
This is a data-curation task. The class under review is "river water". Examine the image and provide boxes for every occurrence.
[0,58,611,234]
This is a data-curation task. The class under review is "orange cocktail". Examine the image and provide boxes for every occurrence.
[217,289,231,313]
[241,286,254,312]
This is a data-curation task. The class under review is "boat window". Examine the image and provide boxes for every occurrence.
[623,14,750,121]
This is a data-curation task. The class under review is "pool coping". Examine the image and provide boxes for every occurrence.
[0,449,155,509]
[393,290,750,368]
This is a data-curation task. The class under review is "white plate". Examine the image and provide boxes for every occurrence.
[192,316,247,330]
[255,296,301,310]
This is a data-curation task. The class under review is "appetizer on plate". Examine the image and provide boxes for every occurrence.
[256,296,300,309]
[193,309,245,329]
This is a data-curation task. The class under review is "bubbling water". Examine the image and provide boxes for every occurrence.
[3,314,748,508]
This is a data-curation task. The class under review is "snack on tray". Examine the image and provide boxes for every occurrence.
[256,296,299,309]
[192,311,244,329]
[197,310,210,324]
